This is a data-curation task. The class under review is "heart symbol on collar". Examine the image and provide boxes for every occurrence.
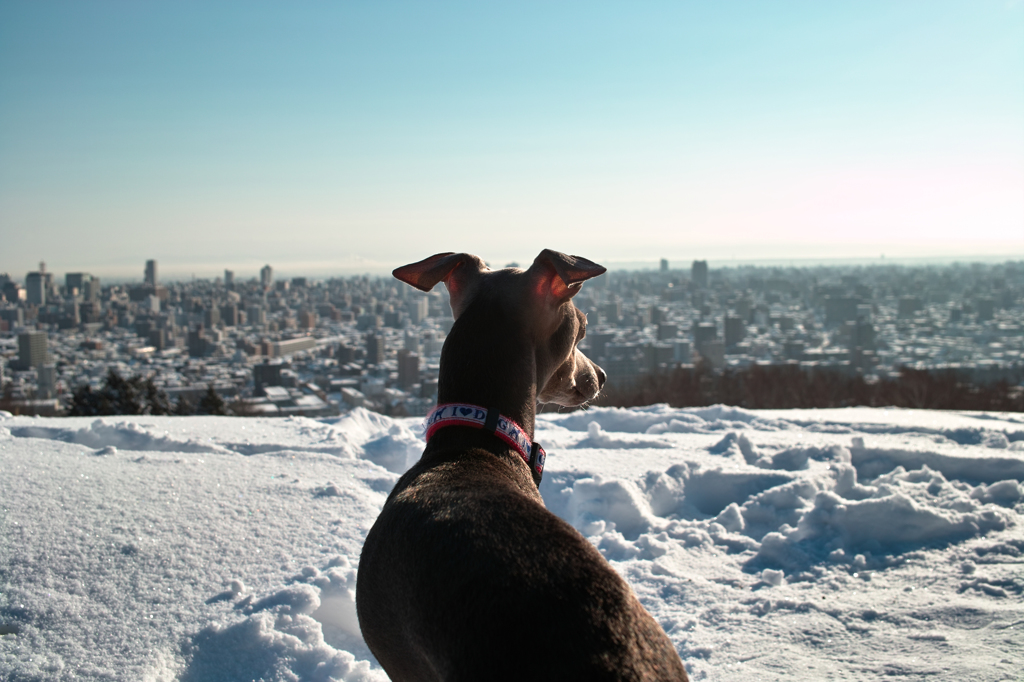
[459,407,473,416]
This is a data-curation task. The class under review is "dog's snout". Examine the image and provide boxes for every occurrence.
[596,365,607,389]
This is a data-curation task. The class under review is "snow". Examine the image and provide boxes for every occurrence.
[1,406,1022,681]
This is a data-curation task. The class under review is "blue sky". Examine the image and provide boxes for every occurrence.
[1,1,1022,280]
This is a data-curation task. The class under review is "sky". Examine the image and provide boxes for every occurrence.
[1,1,1022,281]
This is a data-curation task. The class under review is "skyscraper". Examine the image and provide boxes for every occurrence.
[221,304,240,327]
[66,272,90,294]
[365,333,385,365]
[37,364,57,399]
[724,315,746,348]
[691,260,709,288]
[25,271,46,305]
[18,331,49,368]
[261,264,273,289]
[407,297,429,324]
[397,349,420,389]
[82,276,101,302]
[247,305,267,326]
[145,260,158,287]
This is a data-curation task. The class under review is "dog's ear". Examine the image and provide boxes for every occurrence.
[393,253,489,318]
[528,249,607,304]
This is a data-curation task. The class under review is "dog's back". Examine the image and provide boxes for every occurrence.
[358,441,685,681]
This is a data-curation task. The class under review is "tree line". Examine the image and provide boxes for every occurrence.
[68,369,229,416]
[595,363,1023,412]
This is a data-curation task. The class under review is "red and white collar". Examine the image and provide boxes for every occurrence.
[425,403,546,485]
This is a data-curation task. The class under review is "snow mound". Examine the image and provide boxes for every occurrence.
[182,605,382,682]
[851,437,1024,483]
[4,408,424,473]
[9,418,235,454]
[183,558,384,682]
[574,421,674,450]
[545,404,788,434]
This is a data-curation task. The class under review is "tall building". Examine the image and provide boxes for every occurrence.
[1,275,22,303]
[188,328,209,358]
[407,297,429,324]
[247,305,267,326]
[82,276,101,302]
[221,304,240,327]
[18,331,49,368]
[224,269,235,287]
[660,259,669,273]
[66,272,90,294]
[403,329,421,353]
[693,322,717,347]
[63,300,81,327]
[365,333,385,365]
[586,331,615,359]
[260,264,273,289]
[25,271,46,305]
[37,364,57,399]
[691,260,709,288]
[148,329,168,350]
[724,315,746,348]
[145,260,158,287]
[204,306,221,328]
[397,350,420,390]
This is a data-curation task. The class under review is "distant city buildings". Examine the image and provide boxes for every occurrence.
[0,256,1021,416]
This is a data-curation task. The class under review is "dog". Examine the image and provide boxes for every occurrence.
[357,249,689,681]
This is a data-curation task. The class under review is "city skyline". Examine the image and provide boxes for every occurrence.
[2,2,1022,277]
[3,250,1020,419]
[4,251,1024,286]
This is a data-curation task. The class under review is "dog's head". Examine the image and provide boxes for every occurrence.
[393,249,607,407]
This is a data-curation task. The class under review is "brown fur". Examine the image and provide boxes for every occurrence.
[356,251,689,681]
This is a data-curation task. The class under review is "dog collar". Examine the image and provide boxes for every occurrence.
[425,403,546,486]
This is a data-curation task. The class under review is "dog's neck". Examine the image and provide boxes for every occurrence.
[435,298,538,440]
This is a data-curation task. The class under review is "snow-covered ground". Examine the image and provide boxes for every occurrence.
[1,406,1022,681]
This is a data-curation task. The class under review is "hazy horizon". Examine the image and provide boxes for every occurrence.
[2,1,1022,278]
[6,250,1022,286]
